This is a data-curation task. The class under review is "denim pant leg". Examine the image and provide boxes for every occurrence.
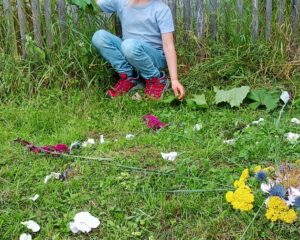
[92,30,134,76]
[120,39,167,79]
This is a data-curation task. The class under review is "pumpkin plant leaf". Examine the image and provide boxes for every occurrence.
[214,86,250,107]
[247,89,280,112]
[162,95,178,104]
[190,94,208,108]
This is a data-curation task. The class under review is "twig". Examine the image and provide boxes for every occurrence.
[138,189,230,194]
[81,159,230,187]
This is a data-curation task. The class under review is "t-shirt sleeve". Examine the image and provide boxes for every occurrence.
[97,0,119,13]
[156,6,175,33]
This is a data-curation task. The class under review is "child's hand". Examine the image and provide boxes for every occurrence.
[171,80,185,100]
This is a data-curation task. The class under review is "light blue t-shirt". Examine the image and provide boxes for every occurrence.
[98,0,174,50]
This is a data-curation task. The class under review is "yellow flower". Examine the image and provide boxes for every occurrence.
[226,191,234,203]
[281,209,297,224]
[253,165,262,173]
[263,166,274,172]
[266,196,297,224]
[240,169,249,181]
[226,185,254,212]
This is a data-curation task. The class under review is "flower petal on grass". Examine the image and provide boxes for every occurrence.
[223,139,236,145]
[70,212,100,234]
[29,194,39,201]
[70,141,81,150]
[19,233,32,240]
[291,118,300,125]
[126,134,135,140]
[21,220,40,232]
[82,138,95,147]
[285,132,300,144]
[280,91,290,104]
[251,118,264,125]
[161,152,178,161]
[143,115,168,131]
[194,123,202,131]
[44,172,61,184]
[99,135,105,144]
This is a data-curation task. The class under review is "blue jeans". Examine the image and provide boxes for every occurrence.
[92,30,166,79]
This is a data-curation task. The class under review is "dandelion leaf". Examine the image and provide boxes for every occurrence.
[214,86,250,107]
[247,89,280,112]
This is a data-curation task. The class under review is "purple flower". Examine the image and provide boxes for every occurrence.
[269,185,286,198]
[255,170,267,181]
[294,197,300,209]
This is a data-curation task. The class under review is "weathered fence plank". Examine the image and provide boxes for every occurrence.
[31,0,43,48]
[278,0,284,27]
[291,0,300,40]
[2,0,18,57]
[2,0,300,59]
[167,0,176,28]
[45,0,53,48]
[196,0,205,38]
[265,0,272,40]
[236,0,243,33]
[252,0,259,40]
[210,0,217,39]
[17,0,27,57]
[69,5,79,24]
[183,0,191,31]
[57,0,67,44]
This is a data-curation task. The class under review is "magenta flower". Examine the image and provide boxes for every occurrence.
[14,138,69,156]
[142,115,168,131]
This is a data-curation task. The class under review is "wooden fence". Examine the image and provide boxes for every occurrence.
[1,0,300,59]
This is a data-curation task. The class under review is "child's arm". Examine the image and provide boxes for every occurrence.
[162,33,185,100]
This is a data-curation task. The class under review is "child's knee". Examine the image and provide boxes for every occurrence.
[92,29,110,49]
[121,39,142,59]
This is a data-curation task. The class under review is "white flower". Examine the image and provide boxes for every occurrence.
[19,233,32,240]
[44,172,61,184]
[194,123,202,131]
[70,141,81,150]
[285,132,300,144]
[223,139,236,145]
[99,135,105,144]
[287,187,300,206]
[29,194,39,201]
[280,91,290,104]
[251,118,264,125]
[126,134,135,140]
[69,212,100,234]
[260,180,274,193]
[291,118,300,125]
[161,152,178,161]
[21,220,40,233]
[82,138,95,147]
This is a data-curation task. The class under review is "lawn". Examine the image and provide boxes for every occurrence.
[1,88,300,239]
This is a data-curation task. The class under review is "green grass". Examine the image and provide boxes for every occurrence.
[1,89,300,239]
[1,2,300,239]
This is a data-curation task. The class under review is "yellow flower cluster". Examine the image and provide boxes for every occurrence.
[226,169,254,212]
[253,165,274,173]
[266,196,297,224]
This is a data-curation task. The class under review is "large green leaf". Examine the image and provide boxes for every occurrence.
[186,94,208,109]
[191,94,208,108]
[247,89,280,112]
[214,86,250,107]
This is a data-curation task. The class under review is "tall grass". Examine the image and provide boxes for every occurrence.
[0,0,300,101]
